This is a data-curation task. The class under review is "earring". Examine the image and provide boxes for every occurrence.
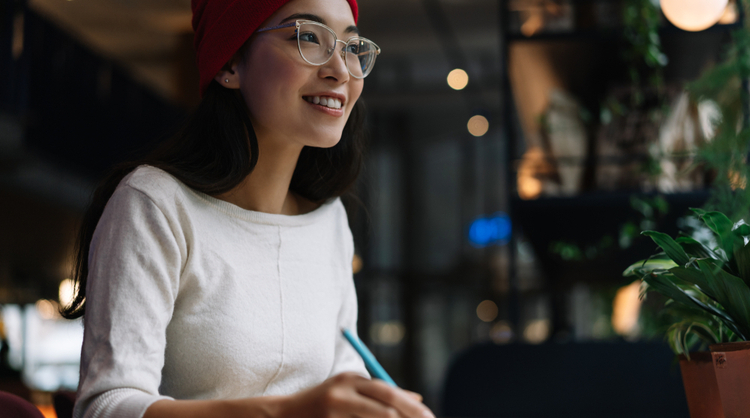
[224,79,230,83]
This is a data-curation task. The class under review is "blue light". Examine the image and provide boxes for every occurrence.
[468,212,511,247]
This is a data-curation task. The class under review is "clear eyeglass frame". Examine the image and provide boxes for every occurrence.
[255,19,381,79]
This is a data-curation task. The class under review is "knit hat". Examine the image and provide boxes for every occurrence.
[192,0,359,97]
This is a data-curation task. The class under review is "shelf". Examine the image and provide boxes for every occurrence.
[509,190,711,287]
[507,22,742,42]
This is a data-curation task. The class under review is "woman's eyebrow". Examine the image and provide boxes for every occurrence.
[279,13,360,35]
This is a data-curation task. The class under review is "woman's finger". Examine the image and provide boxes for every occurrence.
[343,390,400,418]
[355,380,435,418]
[402,390,423,402]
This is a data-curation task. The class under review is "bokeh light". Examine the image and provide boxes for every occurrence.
[476,300,499,322]
[523,319,550,344]
[59,278,75,308]
[468,212,511,247]
[352,253,363,274]
[661,0,728,31]
[490,321,513,344]
[612,280,642,337]
[447,68,469,90]
[369,321,405,346]
[467,115,489,137]
[517,147,546,200]
[36,299,59,320]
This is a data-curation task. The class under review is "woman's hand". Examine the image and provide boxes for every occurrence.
[278,372,435,418]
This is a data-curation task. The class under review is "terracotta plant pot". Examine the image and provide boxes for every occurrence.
[710,341,750,418]
[679,352,724,418]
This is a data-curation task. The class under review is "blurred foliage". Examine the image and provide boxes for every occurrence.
[550,195,668,261]
[599,0,671,184]
[686,17,750,221]
[622,0,668,105]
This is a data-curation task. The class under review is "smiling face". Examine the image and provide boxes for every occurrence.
[231,0,363,149]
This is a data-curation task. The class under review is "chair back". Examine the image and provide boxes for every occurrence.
[441,341,689,418]
[53,390,77,418]
[0,390,45,418]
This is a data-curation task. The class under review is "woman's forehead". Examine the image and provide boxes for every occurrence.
[268,0,356,30]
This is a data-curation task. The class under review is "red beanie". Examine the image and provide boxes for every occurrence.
[192,0,359,98]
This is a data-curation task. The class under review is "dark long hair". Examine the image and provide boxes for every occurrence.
[61,77,369,319]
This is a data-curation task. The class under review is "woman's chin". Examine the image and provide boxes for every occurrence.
[303,132,344,148]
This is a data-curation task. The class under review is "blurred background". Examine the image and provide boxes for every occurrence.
[0,0,744,416]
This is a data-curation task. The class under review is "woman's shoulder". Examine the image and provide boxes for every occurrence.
[119,164,182,200]
[108,165,188,216]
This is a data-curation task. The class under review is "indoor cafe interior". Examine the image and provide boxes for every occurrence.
[2,0,750,417]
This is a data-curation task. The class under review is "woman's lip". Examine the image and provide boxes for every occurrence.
[305,100,344,117]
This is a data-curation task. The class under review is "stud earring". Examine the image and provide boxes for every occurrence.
[224,79,230,83]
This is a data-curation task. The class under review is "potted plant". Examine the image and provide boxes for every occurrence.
[621,0,750,413]
[624,208,750,416]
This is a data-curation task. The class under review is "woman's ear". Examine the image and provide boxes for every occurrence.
[214,61,240,89]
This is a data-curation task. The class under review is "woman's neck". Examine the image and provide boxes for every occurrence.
[212,140,319,216]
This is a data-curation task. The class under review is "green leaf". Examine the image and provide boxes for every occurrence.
[670,267,720,302]
[687,322,720,345]
[677,321,719,359]
[643,270,742,337]
[667,325,683,356]
[694,210,739,257]
[697,260,750,338]
[734,223,750,236]
[642,231,690,266]
[623,256,677,277]
[642,272,725,321]
[691,208,708,217]
[734,243,750,287]
[676,235,723,261]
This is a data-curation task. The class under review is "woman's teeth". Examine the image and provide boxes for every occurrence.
[305,96,342,109]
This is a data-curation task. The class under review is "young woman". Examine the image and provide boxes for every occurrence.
[64,0,435,417]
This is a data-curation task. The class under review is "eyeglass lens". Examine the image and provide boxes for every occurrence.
[297,23,378,78]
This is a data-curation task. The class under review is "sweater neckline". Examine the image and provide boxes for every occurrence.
[135,165,338,227]
[190,189,337,227]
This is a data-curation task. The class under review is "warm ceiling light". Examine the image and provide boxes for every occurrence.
[447,69,469,90]
[661,0,728,31]
[467,115,489,137]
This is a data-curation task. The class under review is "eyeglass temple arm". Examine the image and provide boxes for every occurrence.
[256,21,298,33]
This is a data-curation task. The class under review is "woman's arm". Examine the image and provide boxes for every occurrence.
[143,396,283,418]
[75,181,185,418]
[143,373,433,418]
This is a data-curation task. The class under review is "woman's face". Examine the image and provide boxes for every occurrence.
[234,0,363,149]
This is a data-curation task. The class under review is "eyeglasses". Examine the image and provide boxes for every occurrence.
[256,20,381,79]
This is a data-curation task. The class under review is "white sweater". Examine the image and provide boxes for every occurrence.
[74,165,369,418]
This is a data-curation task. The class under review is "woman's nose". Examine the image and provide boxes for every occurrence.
[319,42,350,83]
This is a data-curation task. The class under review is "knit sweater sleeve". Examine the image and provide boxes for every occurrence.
[329,212,370,379]
[74,182,184,418]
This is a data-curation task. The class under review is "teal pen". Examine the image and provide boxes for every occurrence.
[341,328,398,387]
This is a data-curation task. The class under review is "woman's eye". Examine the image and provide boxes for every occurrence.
[346,43,360,54]
[299,32,320,44]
